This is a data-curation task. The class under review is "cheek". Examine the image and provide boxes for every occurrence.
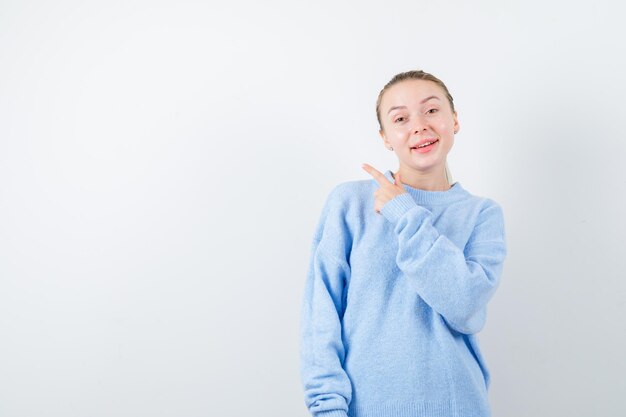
[436,120,454,134]
[394,126,412,137]
[386,130,404,143]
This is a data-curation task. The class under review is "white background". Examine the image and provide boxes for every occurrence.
[1,1,625,416]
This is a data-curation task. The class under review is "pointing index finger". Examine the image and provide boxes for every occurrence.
[362,163,391,186]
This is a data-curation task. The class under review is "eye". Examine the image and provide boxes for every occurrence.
[394,116,405,123]
[427,108,438,114]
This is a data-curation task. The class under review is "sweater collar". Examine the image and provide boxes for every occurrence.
[383,170,470,205]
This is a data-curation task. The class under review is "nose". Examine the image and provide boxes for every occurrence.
[412,116,427,134]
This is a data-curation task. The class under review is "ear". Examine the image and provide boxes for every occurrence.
[379,129,391,148]
[453,111,460,134]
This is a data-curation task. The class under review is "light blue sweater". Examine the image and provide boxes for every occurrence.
[300,170,507,417]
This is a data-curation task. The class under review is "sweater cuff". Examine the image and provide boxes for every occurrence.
[315,411,349,417]
[380,192,418,224]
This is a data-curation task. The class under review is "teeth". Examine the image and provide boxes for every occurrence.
[417,140,435,148]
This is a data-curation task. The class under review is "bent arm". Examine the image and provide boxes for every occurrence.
[381,193,507,334]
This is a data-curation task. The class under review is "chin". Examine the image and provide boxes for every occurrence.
[403,159,446,172]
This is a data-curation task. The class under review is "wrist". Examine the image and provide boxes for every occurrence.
[380,193,418,223]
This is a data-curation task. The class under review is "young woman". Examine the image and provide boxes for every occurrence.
[300,70,508,417]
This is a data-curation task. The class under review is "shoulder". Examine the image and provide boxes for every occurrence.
[456,183,504,215]
[451,185,506,243]
[322,178,374,212]
[312,178,372,246]
[478,196,505,222]
[458,187,506,244]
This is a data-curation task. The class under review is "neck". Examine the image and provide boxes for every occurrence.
[394,166,451,191]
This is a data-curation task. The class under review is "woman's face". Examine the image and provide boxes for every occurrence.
[379,79,459,176]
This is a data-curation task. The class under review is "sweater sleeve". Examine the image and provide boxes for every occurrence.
[380,192,507,335]
[300,190,352,417]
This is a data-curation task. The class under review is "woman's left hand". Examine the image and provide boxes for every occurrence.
[362,163,407,214]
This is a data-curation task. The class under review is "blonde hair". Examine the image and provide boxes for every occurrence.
[445,162,453,185]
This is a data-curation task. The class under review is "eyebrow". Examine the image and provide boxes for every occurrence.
[386,96,441,114]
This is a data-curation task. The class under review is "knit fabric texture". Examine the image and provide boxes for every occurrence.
[300,170,507,417]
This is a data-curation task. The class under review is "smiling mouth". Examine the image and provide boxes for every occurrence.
[411,139,439,149]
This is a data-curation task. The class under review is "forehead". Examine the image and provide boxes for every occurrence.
[380,79,445,109]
